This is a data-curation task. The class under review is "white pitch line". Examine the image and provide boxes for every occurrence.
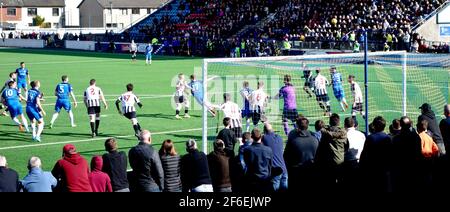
[0,127,212,151]
[0,59,125,66]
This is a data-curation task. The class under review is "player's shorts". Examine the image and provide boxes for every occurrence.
[131,51,137,59]
[282,109,298,122]
[8,104,22,118]
[304,81,313,88]
[352,103,363,114]
[316,94,330,102]
[241,107,251,119]
[17,81,27,89]
[87,106,101,115]
[333,88,345,101]
[174,95,187,104]
[231,127,243,139]
[146,53,152,60]
[55,99,71,112]
[26,106,42,121]
[251,106,264,125]
[124,111,137,119]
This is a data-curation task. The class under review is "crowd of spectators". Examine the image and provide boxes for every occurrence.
[1,103,449,192]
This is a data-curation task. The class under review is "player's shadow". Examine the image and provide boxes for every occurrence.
[137,113,200,120]
[164,133,202,141]
[0,131,30,142]
[78,146,135,157]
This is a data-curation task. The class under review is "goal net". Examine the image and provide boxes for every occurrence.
[200,51,449,153]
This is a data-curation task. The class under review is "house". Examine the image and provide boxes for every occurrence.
[0,0,65,29]
[77,0,169,29]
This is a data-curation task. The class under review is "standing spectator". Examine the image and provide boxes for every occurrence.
[418,103,445,156]
[284,116,319,192]
[243,128,273,192]
[262,123,288,192]
[181,139,213,192]
[359,116,392,192]
[52,144,92,192]
[102,138,129,192]
[313,120,325,141]
[159,139,182,192]
[89,156,112,192]
[22,156,57,192]
[315,113,347,191]
[216,117,237,157]
[440,104,450,154]
[128,130,164,192]
[207,139,232,192]
[0,155,20,192]
[389,119,402,138]
[343,117,365,191]
[231,132,252,192]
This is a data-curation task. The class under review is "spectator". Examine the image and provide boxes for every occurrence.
[315,113,347,191]
[343,117,365,191]
[417,120,439,158]
[439,104,450,154]
[0,155,20,192]
[313,120,325,141]
[52,144,92,192]
[207,139,232,192]
[128,130,164,192]
[239,132,253,171]
[181,139,213,192]
[102,138,129,192]
[21,156,57,192]
[243,128,274,192]
[262,123,288,192]
[360,116,392,192]
[159,139,182,192]
[216,117,237,157]
[418,103,445,156]
[389,119,401,138]
[284,116,319,192]
[89,156,112,192]
[231,132,252,192]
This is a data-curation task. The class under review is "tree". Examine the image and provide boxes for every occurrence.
[32,15,45,27]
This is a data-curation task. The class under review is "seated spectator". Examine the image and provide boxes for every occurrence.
[128,130,164,192]
[52,144,92,192]
[21,156,57,192]
[89,156,112,192]
[0,155,20,192]
[159,139,182,192]
[207,139,232,192]
[181,139,213,192]
[102,138,129,192]
[262,123,287,192]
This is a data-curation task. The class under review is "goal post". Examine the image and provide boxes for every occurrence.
[201,50,448,153]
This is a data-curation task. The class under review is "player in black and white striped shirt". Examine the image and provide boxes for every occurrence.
[84,79,108,137]
[115,83,143,138]
[314,68,331,116]
[348,75,365,125]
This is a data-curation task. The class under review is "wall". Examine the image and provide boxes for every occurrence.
[0,6,22,22]
[20,7,64,28]
[79,0,103,28]
[65,40,95,51]
[415,12,450,42]
[0,38,44,48]
[64,0,83,27]
[104,8,153,29]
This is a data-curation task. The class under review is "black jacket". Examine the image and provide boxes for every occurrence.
[0,167,19,192]
[181,150,212,192]
[217,128,236,155]
[284,129,319,168]
[440,117,450,153]
[207,150,231,189]
[418,111,445,155]
[102,151,129,191]
[160,154,182,192]
[128,142,164,191]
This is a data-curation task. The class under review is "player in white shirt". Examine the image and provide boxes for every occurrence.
[84,79,108,138]
[218,93,242,141]
[115,83,143,138]
[314,68,331,116]
[348,75,365,125]
[130,40,138,62]
[174,73,190,119]
[239,81,252,132]
[249,81,268,128]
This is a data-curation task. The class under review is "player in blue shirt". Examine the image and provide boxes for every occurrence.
[15,62,31,96]
[1,81,29,132]
[49,75,78,128]
[26,81,46,142]
[330,66,348,112]
[145,43,153,65]
[0,72,17,116]
[187,74,216,116]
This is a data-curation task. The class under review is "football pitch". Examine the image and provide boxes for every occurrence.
[0,48,448,177]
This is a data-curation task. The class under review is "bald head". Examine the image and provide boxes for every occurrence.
[0,155,6,167]
[400,116,412,130]
[445,104,450,117]
[28,156,42,170]
[140,130,152,144]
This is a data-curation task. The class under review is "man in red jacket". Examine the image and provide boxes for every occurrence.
[89,156,112,192]
[52,144,92,192]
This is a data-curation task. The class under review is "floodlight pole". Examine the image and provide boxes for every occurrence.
[364,31,369,136]
[1,2,3,31]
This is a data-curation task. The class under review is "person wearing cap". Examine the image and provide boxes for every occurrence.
[21,156,57,192]
[51,144,92,192]
[418,103,445,156]
[440,104,450,154]
[128,130,164,192]
[181,139,213,192]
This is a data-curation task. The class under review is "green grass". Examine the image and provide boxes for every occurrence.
[0,48,447,177]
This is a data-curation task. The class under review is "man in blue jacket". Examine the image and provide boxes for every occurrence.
[22,156,57,192]
[262,123,287,192]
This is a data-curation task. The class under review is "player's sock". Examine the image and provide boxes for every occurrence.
[31,122,37,138]
[22,117,29,132]
[133,124,140,134]
[176,110,180,115]
[50,113,59,126]
[283,122,290,136]
[352,116,358,127]
[37,122,44,138]
[185,109,189,114]
[90,121,95,134]
[12,117,21,126]
[69,111,75,126]
[246,119,250,132]
[339,101,345,111]
[95,120,100,134]
[137,123,142,131]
